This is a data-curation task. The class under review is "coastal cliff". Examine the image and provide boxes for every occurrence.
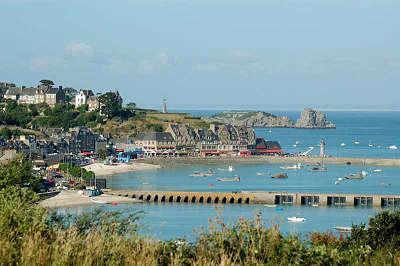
[204,109,335,129]
[295,108,336,128]
[204,111,294,128]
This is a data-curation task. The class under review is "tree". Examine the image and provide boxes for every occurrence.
[39,79,54,86]
[0,157,40,191]
[126,102,136,110]
[98,92,122,119]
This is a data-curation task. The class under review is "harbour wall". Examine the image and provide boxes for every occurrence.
[140,156,400,167]
[107,190,400,208]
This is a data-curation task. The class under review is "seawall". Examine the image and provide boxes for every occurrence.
[139,156,400,167]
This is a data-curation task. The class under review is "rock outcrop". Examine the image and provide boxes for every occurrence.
[204,109,336,129]
[204,111,294,128]
[295,108,336,128]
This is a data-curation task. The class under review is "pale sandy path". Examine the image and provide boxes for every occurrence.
[40,190,142,208]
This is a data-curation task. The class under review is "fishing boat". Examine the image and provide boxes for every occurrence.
[271,173,288,179]
[344,171,368,180]
[264,204,278,208]
[280,163,303,170]
[389,145,398,150]
[287,217,306,222]
[216,176,240,182]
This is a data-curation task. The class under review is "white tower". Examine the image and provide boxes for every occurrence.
[162,98,168,113]
[320,139,326,157]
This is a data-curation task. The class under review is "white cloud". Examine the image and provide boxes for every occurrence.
[136,52,177,74]
[65,42,94,57]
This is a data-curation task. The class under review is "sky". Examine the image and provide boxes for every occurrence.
[1,0,399,110]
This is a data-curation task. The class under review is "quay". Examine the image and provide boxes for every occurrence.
[140,156,400,168]
[107,190,400,208]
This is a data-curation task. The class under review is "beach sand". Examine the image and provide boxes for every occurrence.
[83,162,161,176]
[40,190,142,208]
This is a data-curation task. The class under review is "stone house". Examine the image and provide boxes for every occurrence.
[4,85,65,106]
[87,95,100,111]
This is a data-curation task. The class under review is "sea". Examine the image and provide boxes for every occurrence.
[59,111,400,241]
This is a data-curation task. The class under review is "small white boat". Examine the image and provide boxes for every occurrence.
[340,143,346,147]
[373,169,382,173]
[335,180,340,185]
[228,165,234,172]
[216,176,240,182]
[345,171,368,180]
[354,141,360,145]
[312,203,319,207]
[389,145,398,150]
[280,163,303,170]
[264,204,278,208]
[293,144,297,147]
[287,217,306,222]
[256,171,270,176]
[295,141,300,145]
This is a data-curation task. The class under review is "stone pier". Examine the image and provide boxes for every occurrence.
[107,190,400,208]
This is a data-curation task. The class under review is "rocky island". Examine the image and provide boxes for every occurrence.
[204,108,336,129]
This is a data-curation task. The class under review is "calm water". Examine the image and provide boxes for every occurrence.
[178,110,400,159]
[59,203,379,241]
[64,111,399,240]
[107,163,399,195]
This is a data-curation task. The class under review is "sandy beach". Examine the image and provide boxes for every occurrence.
[40,190,142,208]
[83,162,161,176]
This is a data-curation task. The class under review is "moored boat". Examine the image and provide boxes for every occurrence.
[345,171,368,180]
[271,173,288,179]
[280,163,303,170]
[216,176,240,182]
[287,217,306,222]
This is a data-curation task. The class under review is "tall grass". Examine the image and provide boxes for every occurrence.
[1,187,400,265]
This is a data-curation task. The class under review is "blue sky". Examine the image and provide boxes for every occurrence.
[1,0,399,109]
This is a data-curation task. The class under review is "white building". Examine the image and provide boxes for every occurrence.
[75,89,94,107]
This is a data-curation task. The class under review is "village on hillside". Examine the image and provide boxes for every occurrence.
[0,80,284,175]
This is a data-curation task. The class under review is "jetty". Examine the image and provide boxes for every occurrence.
[107,190,400,208]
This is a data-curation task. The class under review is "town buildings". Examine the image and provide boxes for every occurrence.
[4,85,65,106]
[134,132,175,153]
